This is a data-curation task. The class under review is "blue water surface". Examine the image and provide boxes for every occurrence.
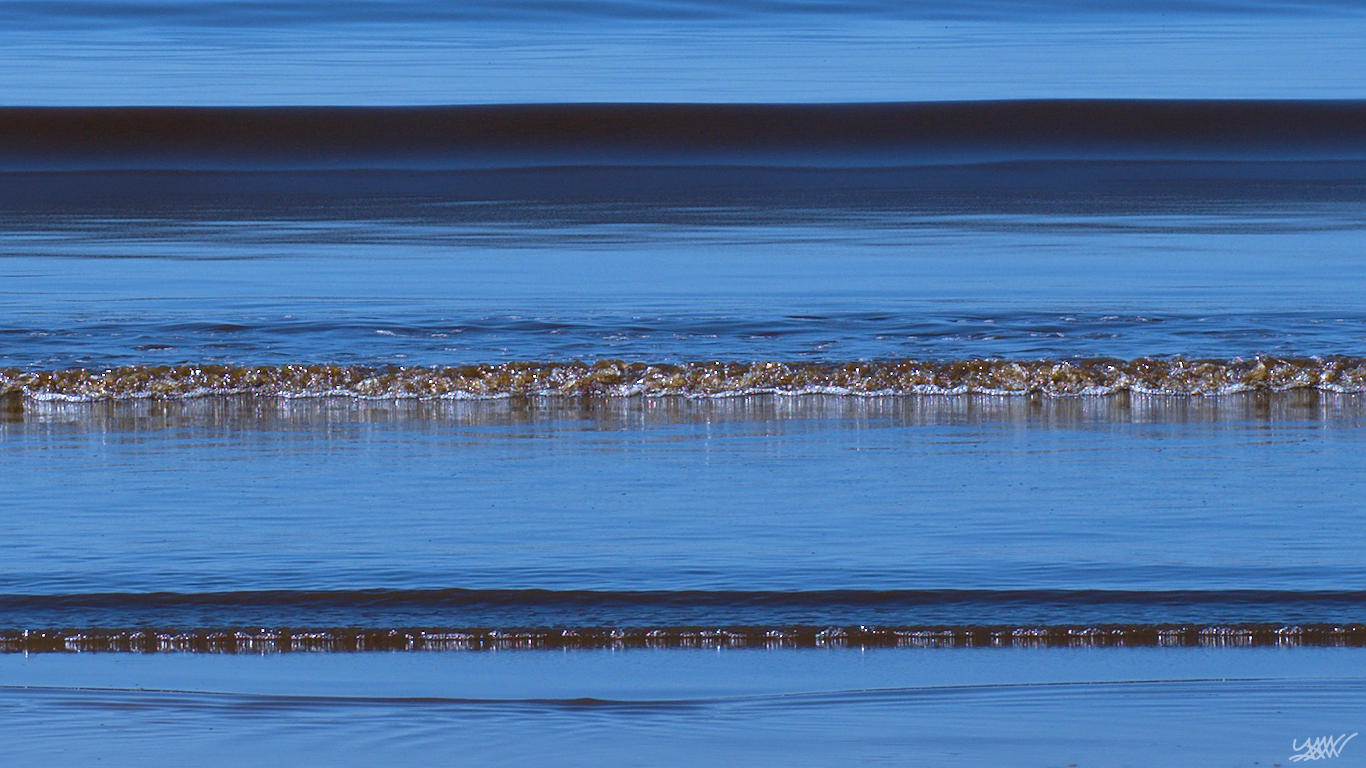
[4,1,1366,765]
[1,0,1364,104]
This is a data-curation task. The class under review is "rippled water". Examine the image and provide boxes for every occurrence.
[4,0,1366,103]
[3,1,1366,765]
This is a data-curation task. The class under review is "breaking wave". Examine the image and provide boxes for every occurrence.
[5,357,1366,402]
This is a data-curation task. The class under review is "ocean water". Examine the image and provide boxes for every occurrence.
[3,2,1366,766]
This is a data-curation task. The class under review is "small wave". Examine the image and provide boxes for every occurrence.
[4,358,1366,401]
[3,624,1362,652]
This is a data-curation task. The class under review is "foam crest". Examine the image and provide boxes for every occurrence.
[4,357,1366,401]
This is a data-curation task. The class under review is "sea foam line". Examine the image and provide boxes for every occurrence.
[4,358,1366,402]
[3,624,1363,652]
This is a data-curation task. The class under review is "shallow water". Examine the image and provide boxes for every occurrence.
[4,0,1366,765]
[5,650,1365,766]
[4,0,1366,104]
[2,162,1364,369]
[3,393,1366,596]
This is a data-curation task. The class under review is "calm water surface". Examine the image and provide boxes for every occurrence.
[3,0,1365,103]
[3,1,1366,765]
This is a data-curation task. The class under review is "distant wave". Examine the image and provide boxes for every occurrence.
[2,102,1365,172]
[5,358,1366,402]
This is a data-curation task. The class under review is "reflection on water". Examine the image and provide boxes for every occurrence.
[5,386,1366,595]
[5,389,1366,430]
[4,1,1366,762]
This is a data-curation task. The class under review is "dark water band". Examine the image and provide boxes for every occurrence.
[6,358,1366,401]
[3,101,1366,171]
[5,163,1363,207]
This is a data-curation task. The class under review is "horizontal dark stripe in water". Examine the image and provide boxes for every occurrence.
[3,591,1362,639]
[4,625,1363,652]
[4,164,1362,210]
[2,102,1365,172]
[5,358,1366,401]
